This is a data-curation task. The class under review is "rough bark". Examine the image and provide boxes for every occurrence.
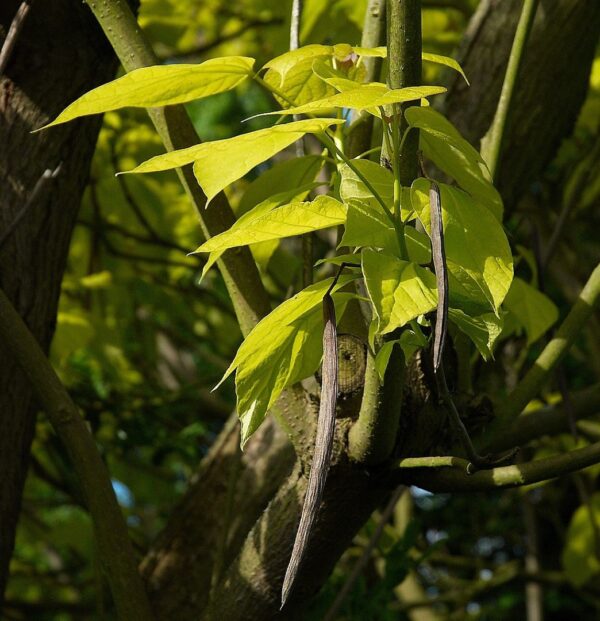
[0,1,117,600]
[141,413,297,619]
[443,0,600,208]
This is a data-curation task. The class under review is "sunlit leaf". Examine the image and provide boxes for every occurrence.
[411,179,513,314]
[199,183,319,280]
[362,249,437,335]
[42,57,255,129]
[262,83,446,117]
[340,199,430,264]
[219,277,356,446]
[123,118,344,204]
[238,155,324,214]
[195,195,346,254]
[406,107,503,220]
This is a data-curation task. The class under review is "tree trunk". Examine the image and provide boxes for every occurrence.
[443,0,600,208]
[0,0,117,600]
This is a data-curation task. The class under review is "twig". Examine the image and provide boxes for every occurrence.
[0,163,62,253]
[281,289,339,607]
[0,0,33,74]
[394,440,600,493]
[481,0,539,181]
[323,486,405,621]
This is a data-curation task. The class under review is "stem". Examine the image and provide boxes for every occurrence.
[501,263,600,419]
[85,0,270,337]
[387,0,422,185]
[481,0,539,182]
[349,344,405,464]
[346,0,386,158]
[395,440,600,493]
[0,288,153,620]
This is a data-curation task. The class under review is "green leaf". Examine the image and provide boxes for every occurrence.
[123,118,344,204]
[562,493,600,587]
[422,53,469,85]
[340,199,430,264]
[362,249,437,335]
[406,107,503,220]
[42,57,255,129]
[263,45,337,107]
[503,277,559,345]
[374,331,424,381]
[262,83,446,117]
[238,155,324,214]
[448,308,503,360]
[411,179,513,314]
[195,195,346,254]
[220,277,356,446]
[199,183,319,280]
[339,159,394,208]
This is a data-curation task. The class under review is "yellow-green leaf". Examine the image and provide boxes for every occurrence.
[406,107,503,220]
[263,83,446,117]
[362,249,438,335]
[42,57,255,129]
[422,53,469,85]
[195,195,346,254]
[411,179,513,314]
[123,118,344,204]
[199,183,318,280]
[219,277,356,446]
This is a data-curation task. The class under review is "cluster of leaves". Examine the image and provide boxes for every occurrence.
[45,40,557,446]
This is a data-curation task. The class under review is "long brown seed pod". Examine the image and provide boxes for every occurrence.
[281,291,338,608]
[429,180,448,372]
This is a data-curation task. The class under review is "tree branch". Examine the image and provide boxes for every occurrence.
[84,0,270,337]
[394,440,600,492]
[0,287,152,620]
[499,263,600,420]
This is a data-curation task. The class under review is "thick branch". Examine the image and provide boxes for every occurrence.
[0,287,152,620]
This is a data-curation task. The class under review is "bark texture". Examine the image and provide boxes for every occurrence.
[443,0,600,207]
[0,1,116,600]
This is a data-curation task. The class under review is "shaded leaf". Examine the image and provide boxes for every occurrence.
[503,277,559,345]
[448,308,503,360]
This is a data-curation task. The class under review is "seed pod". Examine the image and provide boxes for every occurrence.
[281,292,338,608]
[429,180,448,372]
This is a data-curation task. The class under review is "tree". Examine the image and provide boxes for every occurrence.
[2,0,600,620]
